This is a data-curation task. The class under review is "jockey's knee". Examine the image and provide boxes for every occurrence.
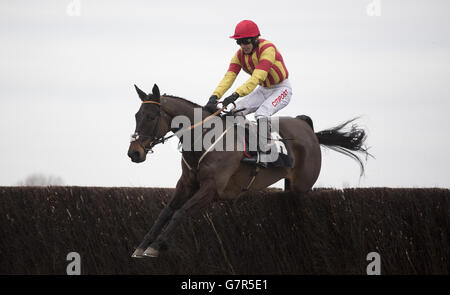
[254,103,274,118]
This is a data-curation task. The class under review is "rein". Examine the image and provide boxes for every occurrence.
[131,100,227,153]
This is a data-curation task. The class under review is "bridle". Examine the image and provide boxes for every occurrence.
[130,100,228,154]
[130,100,172,154]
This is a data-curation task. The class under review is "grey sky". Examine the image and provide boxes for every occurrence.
[1,0,449,188]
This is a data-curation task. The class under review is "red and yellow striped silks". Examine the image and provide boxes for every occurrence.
[213,39,289,98]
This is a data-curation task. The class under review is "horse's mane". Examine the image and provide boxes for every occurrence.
[162,94,203,108]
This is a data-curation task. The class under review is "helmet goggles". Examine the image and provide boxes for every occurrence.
[236,37,254,45]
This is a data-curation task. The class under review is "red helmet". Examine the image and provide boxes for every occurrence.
[229,20,260,39]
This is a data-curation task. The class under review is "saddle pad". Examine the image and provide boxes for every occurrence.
[243,128,294,168]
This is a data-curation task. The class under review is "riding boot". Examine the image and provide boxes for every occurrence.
[241,117,272,168]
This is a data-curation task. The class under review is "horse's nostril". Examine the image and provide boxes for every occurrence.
[128,150,140,160]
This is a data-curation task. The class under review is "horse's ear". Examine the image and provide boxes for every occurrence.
[152,84,160,102]
[134,84,148,101]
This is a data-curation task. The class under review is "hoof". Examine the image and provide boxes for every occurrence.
[131,248,145,258]
[143,247,159,258]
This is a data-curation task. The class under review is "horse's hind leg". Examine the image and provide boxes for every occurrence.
[132,172,197,258]
[284,178,291,191]
[289,161,321,194]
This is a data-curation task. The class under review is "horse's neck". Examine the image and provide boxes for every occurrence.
[160,96,211,133]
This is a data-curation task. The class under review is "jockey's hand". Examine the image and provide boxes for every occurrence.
[222,92,239,108]
[205,95,218,113]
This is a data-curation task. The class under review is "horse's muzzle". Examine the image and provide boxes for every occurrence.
[128,150,142,163]
[128,144,146,163]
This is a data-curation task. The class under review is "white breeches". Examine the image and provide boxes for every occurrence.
[234,79,292,119]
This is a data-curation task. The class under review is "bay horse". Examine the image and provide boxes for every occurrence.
[127,84,370,258]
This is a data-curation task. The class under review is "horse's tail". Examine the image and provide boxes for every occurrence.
[315,117,372,176]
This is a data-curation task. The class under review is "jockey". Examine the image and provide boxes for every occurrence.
[205,20,292,167]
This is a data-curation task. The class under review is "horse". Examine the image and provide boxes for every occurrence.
[127,84,370,258]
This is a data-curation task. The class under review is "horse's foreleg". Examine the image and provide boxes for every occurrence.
[131,205,175,258]
[143,179,216,257]
[132,173,197,258]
